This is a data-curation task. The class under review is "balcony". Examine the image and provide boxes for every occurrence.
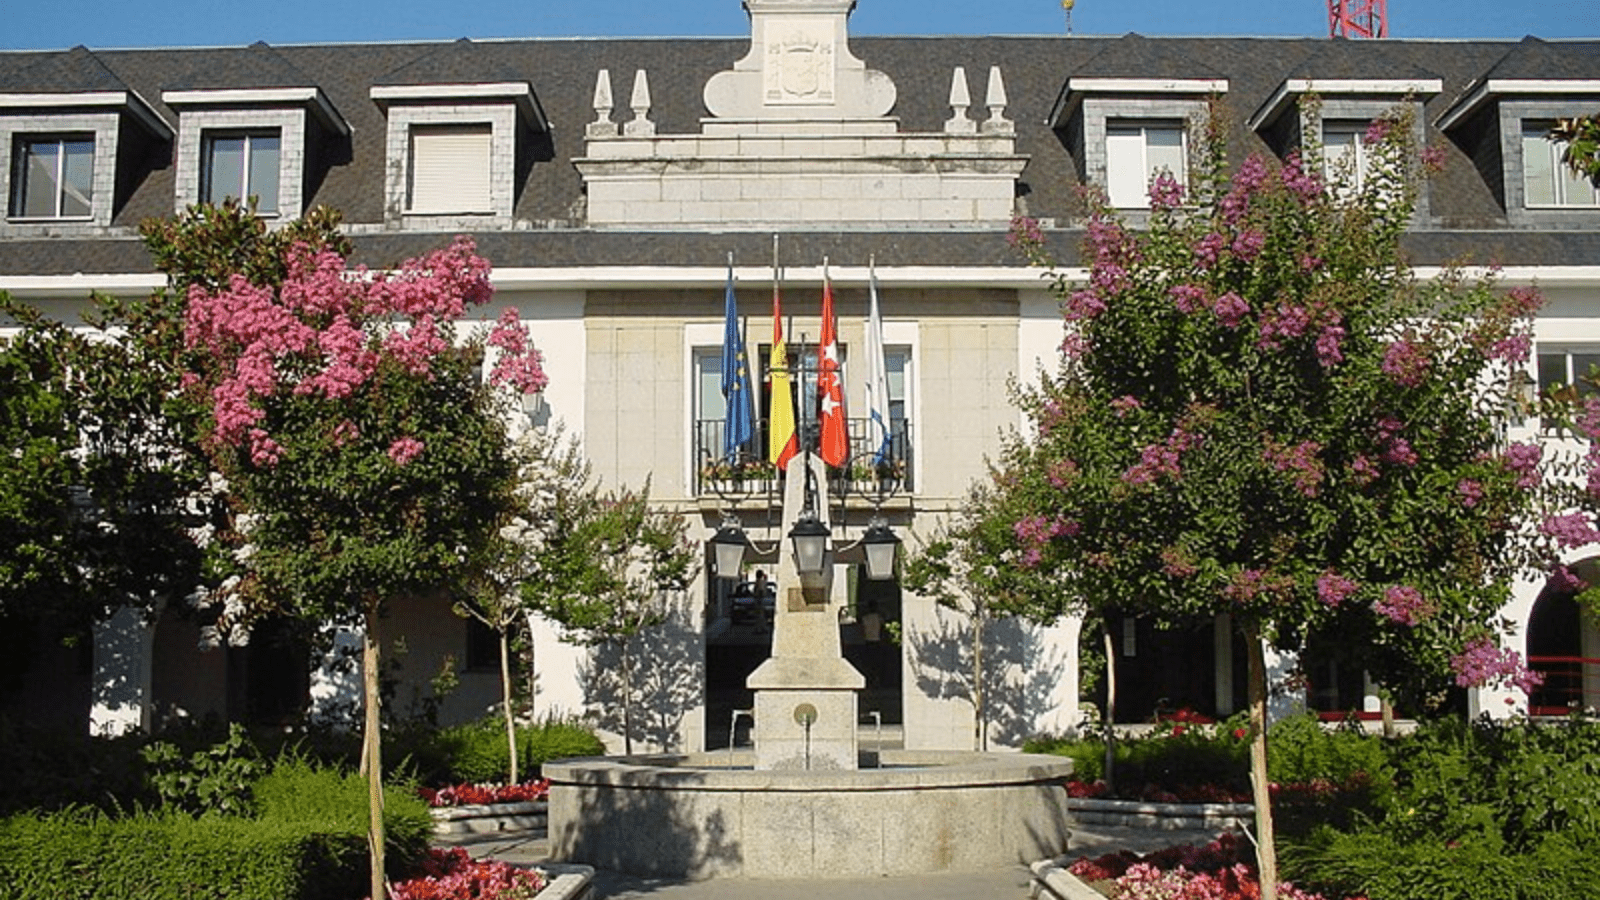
[693,417,914,501]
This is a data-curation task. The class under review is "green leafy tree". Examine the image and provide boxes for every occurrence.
[0,302,81,629]
[1551,113,1600,181]
[1000,105,1543,899]
[529,483,693,755]
[460,423,594,783]
[166,204,540,900]
[902,481,1038,752]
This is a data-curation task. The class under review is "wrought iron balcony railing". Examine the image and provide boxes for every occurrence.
[694,417,914,499]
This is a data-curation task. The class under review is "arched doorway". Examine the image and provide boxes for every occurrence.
[1527,564,1600,716]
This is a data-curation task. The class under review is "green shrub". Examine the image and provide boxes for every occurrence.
[141,723,264,816]
[1286,827,1600,900]
[0,808,362,900]
[0,755,431,900]
[0,718,150,815]
[406,716,605,785]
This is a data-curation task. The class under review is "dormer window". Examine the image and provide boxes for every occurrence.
[370,82,548,229]
[10,135,94,219]
[163,87,348,220]
[1048,75,1226,214]
[1523,125,1599,208]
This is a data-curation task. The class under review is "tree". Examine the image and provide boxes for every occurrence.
[1000,105,1543,900]
[460,422,590,784]
[1551,113,1600,182]
[170,208,541,900]
[902,480,1037,752]
[530,483,693,755]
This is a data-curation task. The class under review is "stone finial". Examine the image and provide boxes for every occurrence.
[587,69,618,138]
[981,66,1013,135]
[944,66,975,135]
[624,69,655,137]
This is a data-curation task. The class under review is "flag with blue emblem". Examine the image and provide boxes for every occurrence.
[721,258,754,460]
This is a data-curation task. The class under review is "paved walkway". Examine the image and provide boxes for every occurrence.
[440,823,1229,899]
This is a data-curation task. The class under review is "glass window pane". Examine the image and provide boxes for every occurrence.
[1558,156,1597,207]
[206,136,245,205]
[247,133,280,213]
[19,141,60,217]
[1146,127,1185,178]
[1572,353,1600,393]
[60,140,93,217]
[1538,353,1568,395]
[1523,131,1556,207]
[698,350,726,420]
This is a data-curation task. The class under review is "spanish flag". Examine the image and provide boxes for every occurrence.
[768,268,798,470]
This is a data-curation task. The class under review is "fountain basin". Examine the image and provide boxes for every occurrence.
[544,750,1073,879]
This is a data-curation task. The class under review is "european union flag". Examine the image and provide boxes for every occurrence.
[721,261,754,460]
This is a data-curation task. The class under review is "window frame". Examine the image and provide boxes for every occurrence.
[1104,120,1187,210]
[8,134,95,221]
[406,122,494,215]
[200,128,283,215]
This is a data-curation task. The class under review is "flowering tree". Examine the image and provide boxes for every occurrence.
[174,214,542,900]
[1001,105,1544,899]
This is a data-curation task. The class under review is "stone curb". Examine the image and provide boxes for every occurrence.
[1029,856,1103,900]
[535,863,594,900]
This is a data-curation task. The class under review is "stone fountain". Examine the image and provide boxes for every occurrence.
[543,0,1071,878]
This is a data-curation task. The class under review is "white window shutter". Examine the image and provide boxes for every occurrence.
[408,125,492,214]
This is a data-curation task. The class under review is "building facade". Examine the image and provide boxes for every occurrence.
[2,0,1598,748]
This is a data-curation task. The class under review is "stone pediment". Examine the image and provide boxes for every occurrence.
[575,0,1024,230]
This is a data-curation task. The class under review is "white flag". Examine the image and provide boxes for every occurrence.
[864,261,892,465]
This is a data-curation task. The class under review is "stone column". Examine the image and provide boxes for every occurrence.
[90,605,158,736]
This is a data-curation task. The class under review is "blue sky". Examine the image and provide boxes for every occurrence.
[3,0,1594,51]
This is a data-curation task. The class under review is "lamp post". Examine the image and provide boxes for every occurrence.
[711,516,749,580]
[859,517,900,581]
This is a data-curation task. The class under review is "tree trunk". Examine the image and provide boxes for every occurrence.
[1381,694,1396,740]
[1102,616,1117,795]
[1245,623,1278,900]
[621,637,634,756]
[972,605,987,752]
[500,627,518,785]
[363,601,387,900]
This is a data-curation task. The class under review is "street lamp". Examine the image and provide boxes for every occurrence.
[859,518,900,581]
[788,514,831,576]
[711,517,749,580]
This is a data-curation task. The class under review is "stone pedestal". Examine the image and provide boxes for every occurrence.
[747,453,865,770]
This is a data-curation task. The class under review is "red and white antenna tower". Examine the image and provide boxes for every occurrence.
[1328,0,1388,38]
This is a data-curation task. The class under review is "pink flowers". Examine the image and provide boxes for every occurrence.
[185,237,541,470]
[1381,339,1430,387]
[1148,171,1187,210]
[1213,292,1250,329]
[1450,636,1543,694]
[1122,427,1202,486]
[1457,478,1484,508]
[1169,283,1207,314]
[1540,513,1600,549]
[1316,570,1359,607]
[388,437,425,467]
[1263,439,1325,497]
[1374,584,1434,626]
[1501,442,1541,489]
[1014,514,1080,567]
[487,308,550,395]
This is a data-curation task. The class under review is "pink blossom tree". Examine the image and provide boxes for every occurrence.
[1000,104,1545,899]
[168,206,543,900]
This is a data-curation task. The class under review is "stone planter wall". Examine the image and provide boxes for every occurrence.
[1067,797,1253,831]
[431,800,548,836]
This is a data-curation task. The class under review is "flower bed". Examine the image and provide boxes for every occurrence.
[380,847,545,900]
[1036,833,1366,900]
[420,780,550,807]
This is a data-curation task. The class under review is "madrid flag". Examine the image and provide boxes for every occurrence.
[818,268,849,467]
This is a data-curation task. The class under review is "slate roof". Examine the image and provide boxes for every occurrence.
[0,34,1595,275]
